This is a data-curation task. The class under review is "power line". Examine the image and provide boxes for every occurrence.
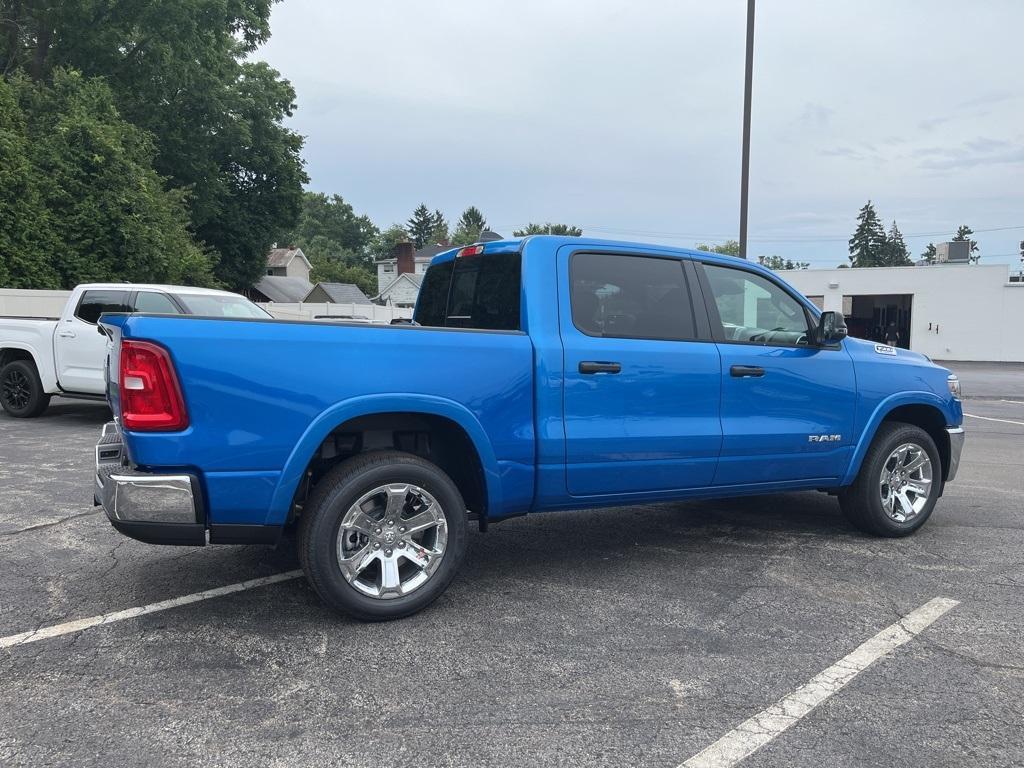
[492,222,1024,245]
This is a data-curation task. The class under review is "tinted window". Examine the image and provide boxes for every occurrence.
[414,261,454,327]
[133,292,181,314]
[414,253,521,330]
[702,263,809,345]
[75,290,130,324]
[570,252,695,340]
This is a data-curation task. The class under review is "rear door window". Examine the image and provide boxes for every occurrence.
[414,252,521,330]
[132,291,182,314]
[570,252,696,340]
[75,290,131,324]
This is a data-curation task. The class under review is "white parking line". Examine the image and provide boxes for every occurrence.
[679,597,959,768]
[0,570,303,650]
[964,413,1024,427]
[999,399,1024,405]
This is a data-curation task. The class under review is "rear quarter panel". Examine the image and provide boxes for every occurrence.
[0,319,59,390]
[114,317,535,525]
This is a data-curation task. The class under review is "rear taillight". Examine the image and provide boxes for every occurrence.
[119,340,188,431]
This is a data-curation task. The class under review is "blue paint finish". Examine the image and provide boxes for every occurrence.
[101,236,965,534]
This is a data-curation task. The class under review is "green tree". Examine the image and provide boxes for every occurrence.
[2,0,307,290]
[429,209,449,244]
[451,206,487,245]
[921,243,937,264]
[369,224,410,262]
[309,255,377,297]
[882,221,912,266]
[513,222,583,237]
[279,192,377,268]
[406,204,436,248]
[952,225,980,263]
[0,71,214,288]
[696,240,741,256]
[0,76,59,288]
[757,255,810,270]
[848,201,887,267]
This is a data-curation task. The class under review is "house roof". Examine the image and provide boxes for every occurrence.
[252,275,313,303]
[306,282,372,304]
[376,272,424,298]
[376,244,453,264]
[267,246,312,270]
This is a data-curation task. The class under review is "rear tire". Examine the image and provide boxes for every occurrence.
[838,422,941,537]
[0,360,50,418]
[298,450,468,621]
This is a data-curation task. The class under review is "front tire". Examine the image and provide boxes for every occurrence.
[0,360,50,418]
[838,422,941,537]
[298,450,468,621]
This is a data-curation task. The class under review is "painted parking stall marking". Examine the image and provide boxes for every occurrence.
[964,413,1024,427]
[679,597,959,768]
[0,570,303,650]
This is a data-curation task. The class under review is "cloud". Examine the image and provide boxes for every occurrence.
[914,138,1024,171]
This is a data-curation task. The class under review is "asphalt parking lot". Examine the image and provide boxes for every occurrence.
[1,364,1022,768]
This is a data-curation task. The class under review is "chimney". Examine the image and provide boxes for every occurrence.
[396,241,415,275]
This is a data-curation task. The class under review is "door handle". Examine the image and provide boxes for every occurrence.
[57,329,76,338]
[579,361,621,374]
[730,365,765,378]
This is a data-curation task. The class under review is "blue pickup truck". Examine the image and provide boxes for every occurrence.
[95,236,964,620]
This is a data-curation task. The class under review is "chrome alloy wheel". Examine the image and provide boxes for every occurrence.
[878,442,933,523]
[336,483,448,600]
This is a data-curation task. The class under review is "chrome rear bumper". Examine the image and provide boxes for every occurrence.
[946,426,965,482]
[95,422,205,545]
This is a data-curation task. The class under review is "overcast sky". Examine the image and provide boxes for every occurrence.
[257,0,1023,267]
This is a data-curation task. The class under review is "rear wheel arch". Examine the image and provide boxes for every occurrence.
[287,409,491,527]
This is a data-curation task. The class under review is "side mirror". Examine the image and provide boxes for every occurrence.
[817,311,848,344]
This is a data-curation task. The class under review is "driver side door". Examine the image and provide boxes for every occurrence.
[695,261,857,487]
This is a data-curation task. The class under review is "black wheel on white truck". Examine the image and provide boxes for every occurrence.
[298,450,468,621]
[0,359,50,418]
[838,422,942,537]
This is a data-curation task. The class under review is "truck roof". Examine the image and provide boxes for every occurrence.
[74,283,243,297]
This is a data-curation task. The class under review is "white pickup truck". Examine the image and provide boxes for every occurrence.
[0,283,270,417]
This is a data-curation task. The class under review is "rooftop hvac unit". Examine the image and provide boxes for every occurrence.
[936,241,970,263]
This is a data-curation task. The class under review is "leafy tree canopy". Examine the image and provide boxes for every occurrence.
[2,0,307,290]
[758,255,810,270]
[0,71,214,288]
[369,224,411,262]
[696,240,740,256]
[278,192,378,269]
[513,222,583,237]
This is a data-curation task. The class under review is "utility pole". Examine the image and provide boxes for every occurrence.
[739,0,755,259]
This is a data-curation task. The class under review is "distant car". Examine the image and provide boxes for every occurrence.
[313,314,372,323]
[0,283,270,417]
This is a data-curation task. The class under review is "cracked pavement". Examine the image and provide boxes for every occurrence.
[1,367,1022,768]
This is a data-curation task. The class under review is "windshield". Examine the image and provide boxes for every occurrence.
[176,294,271,318]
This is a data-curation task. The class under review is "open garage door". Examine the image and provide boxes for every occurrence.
[842,293,913,348]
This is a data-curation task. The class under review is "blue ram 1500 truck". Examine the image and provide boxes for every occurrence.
[95,236,965,620]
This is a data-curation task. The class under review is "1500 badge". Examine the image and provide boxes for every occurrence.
[874,344,898,356]
[809,434,842,442]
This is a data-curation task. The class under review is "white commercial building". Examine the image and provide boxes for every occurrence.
[781,263,1024,362]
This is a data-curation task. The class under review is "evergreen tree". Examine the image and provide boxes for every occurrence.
[429,209,449,244]
[952,225,980,263]
[406,204,435,248]
[848,201,887,267]
[921,243,937,264]
[883,221,912,266]
[451,206,487,245]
